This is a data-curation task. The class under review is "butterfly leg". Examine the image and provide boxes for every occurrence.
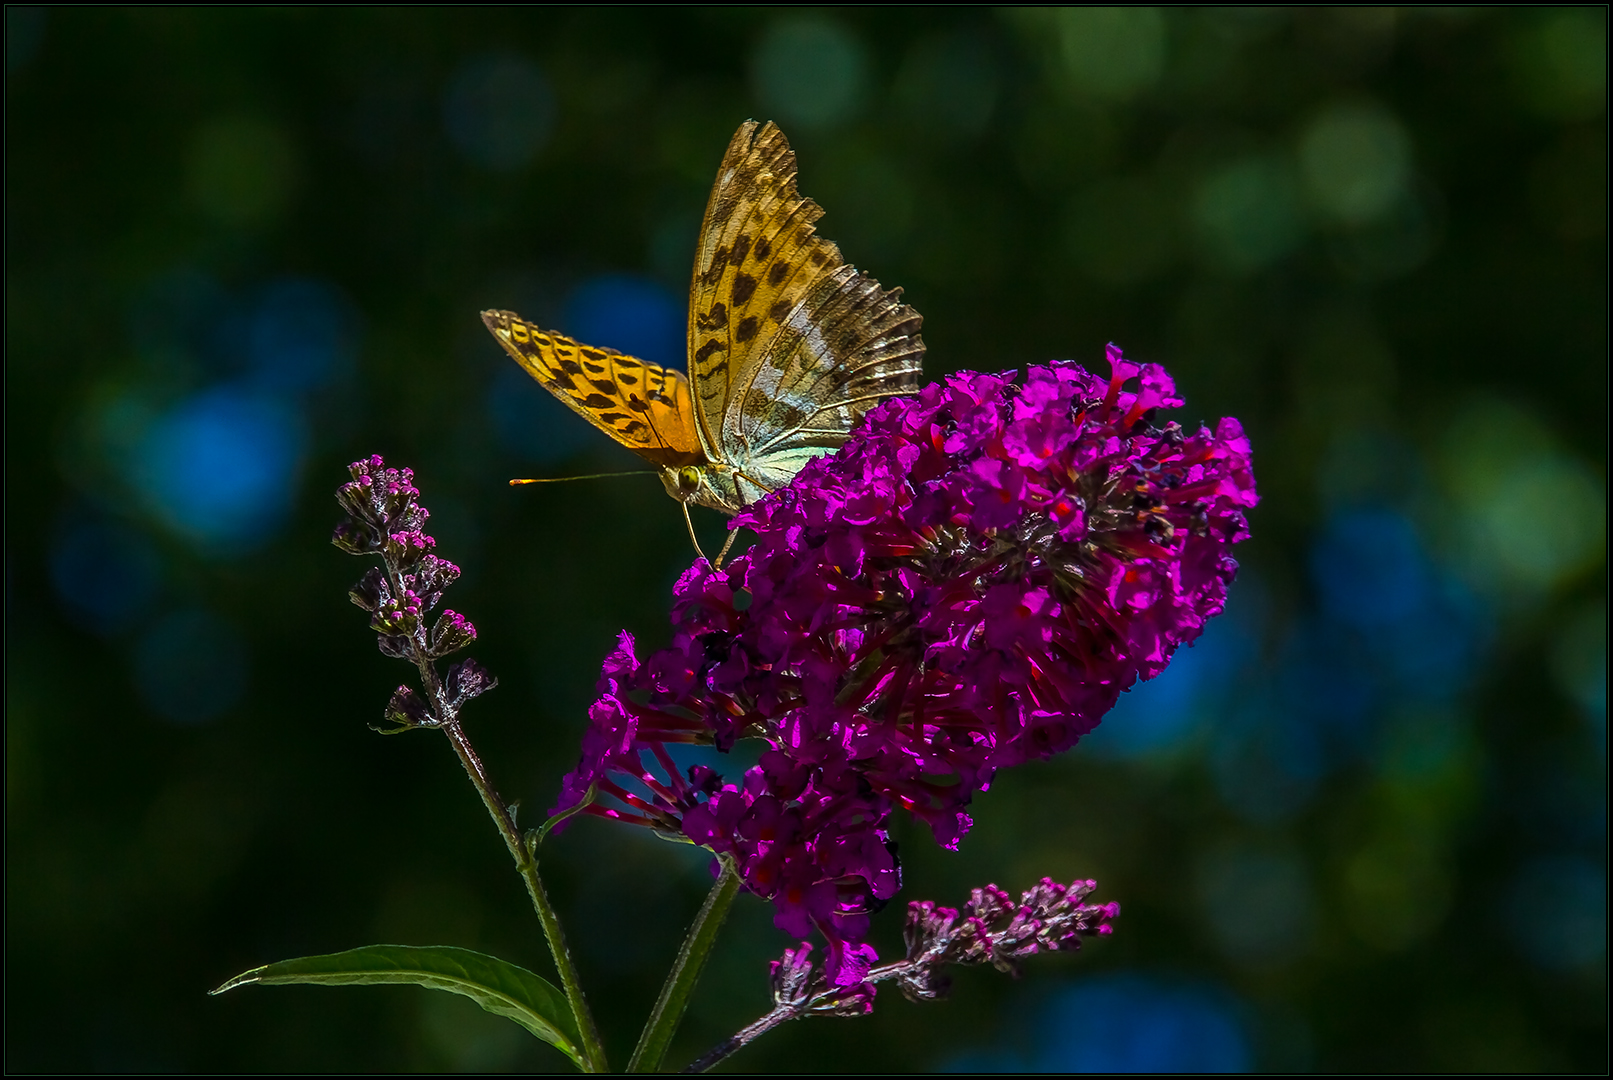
[681,502,711,564]
[712,527,740,570]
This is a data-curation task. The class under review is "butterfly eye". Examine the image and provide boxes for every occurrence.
[677,466,703,495]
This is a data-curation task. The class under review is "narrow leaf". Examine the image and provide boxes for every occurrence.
[212,944,583,1068]
[536,780,597,846]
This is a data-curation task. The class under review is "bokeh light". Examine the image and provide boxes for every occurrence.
[1192,154,1305,273]
[131,386,307,551]
[1298,101,1413,226]
[953,975,1252,1072]
[1436,398,1607,597]
[1512,8,1609,121]
[1083,591,1259,760]
[1048,7,1167,102]
[132,608,248,725]
[48,511,163,634]
[563,274,683,371]
[1509,856,1607,972]
[750,16,868,132]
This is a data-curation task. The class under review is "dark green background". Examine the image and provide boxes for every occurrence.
[7,8,1605,1073]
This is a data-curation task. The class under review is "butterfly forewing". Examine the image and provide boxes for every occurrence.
[686,121,849,459]
[481,310,705,468]
[685,121,925,507]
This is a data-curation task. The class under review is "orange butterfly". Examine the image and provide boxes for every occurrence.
[482,120,924,562]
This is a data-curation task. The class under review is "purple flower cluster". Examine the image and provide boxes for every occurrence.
[553,350,1254,980]
[334,455,494,730]
[685,877,1120,1072]
[896,877,1119,1001]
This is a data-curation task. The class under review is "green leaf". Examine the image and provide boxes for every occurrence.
[212,944,583,1069]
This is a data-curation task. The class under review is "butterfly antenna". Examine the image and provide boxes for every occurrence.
[681,502,710,564]
[508,470,659,486]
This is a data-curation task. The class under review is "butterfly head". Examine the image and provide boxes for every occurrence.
[658,463,750,516]
[660,464,715,508]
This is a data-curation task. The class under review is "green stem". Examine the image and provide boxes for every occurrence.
[443,720,609,1073]
[627,857,742,1073]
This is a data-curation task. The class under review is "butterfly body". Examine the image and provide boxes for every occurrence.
[484,120,923,518]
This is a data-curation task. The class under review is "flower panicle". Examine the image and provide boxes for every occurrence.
[696,874,1116,1068]
[562,350,1250,977]
[332,454,495,732]
[897,877,1120,1001]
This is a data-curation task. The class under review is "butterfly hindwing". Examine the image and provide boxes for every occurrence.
[481,309,704,468]
[726,265,924,498]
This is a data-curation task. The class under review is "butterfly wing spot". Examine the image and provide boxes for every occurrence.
[697,303,728,331]
[735,316,760,344]
[767,262,790,287]
[731,273,758,306]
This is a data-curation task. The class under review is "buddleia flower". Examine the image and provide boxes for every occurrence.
[555,348,1255,979]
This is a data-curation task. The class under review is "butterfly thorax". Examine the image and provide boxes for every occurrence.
[661,463,747,516]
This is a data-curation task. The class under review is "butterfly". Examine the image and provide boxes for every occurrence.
[482,119,925,562]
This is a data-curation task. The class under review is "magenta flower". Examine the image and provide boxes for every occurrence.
[553,348,1255,979]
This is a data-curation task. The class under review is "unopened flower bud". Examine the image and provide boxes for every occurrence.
[429,610,476,657]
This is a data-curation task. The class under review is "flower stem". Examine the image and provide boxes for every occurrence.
[627,857,742,1073]
[679,1003,797,1074]
[681,960,915,1073]
[442,720,608,1073]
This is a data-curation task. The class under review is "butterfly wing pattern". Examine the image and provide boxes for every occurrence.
[479,314,705,467]
[483,119,924,518]
[687,120,925,510]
